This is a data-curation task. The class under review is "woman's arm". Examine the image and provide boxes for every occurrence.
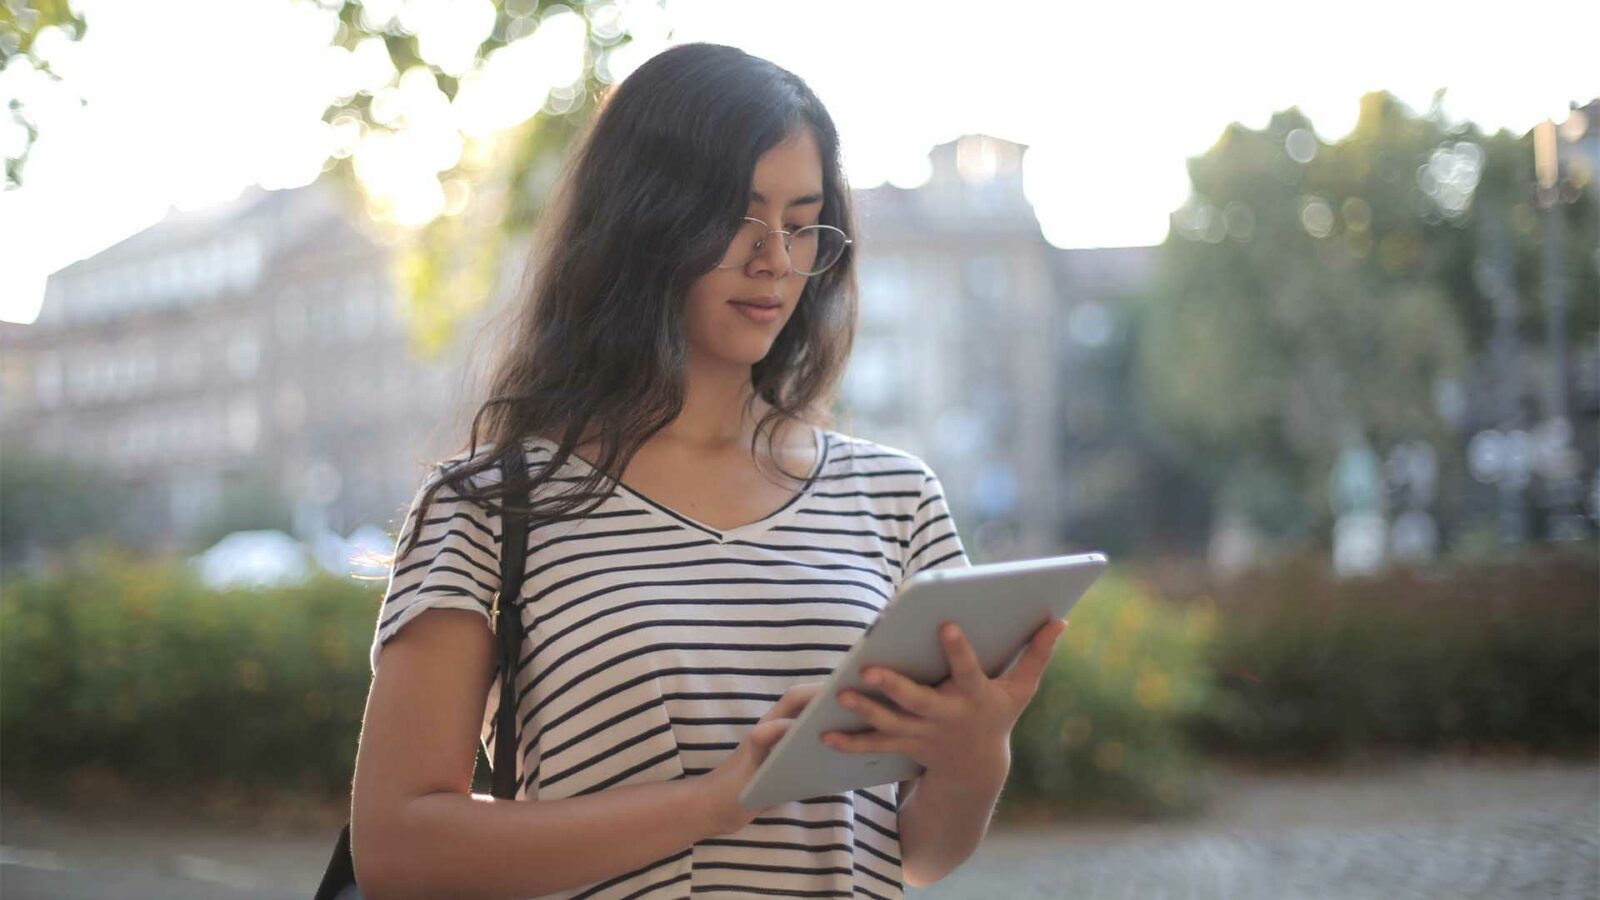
[351,608,718,899]
[897,752,1009,887]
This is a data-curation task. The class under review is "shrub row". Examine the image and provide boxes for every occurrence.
[1154,547,1600,759]
[1,549,376,793]
[4,547,1594,814]
[0,551,1211,812]
[1006,571,1214,816]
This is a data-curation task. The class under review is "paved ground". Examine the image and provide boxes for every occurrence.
[3,756,1596,899]
[918,757,1600,900]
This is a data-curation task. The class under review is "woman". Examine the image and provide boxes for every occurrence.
[351,42,1067,899]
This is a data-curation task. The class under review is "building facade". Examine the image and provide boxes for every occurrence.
[843,135,1155,562]
[0,181,478,557]
[2,136,1156,566]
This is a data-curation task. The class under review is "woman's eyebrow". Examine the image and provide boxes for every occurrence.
[749,190,824,208]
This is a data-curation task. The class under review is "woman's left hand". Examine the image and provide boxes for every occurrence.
[822,617,1069,777]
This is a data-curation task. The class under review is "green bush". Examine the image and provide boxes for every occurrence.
[8,546,1590,815]
[0,548,379,793]
[1003,572,1215,816]
[1179,548,1600,758]
[5,552,1216,814]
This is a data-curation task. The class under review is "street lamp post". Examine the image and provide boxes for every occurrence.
[1533,119,1569,429]
[1473,213,1527,543]
[1532,117,1588,542]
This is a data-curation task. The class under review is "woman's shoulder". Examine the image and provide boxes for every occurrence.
[816,432,951,563]
[820,428,937,480]
[417,436,578,500]
[437,434,578,470]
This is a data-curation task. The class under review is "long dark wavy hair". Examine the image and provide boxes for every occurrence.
[398,42,859,559]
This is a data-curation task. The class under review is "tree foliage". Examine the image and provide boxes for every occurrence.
[1132,92,1598,540]
[0,440,129,572]
[1,0,88,188]
[318,0,643,355]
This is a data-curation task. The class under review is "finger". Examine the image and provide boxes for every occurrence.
[749,717,795,752]
[763,682,825,722]
[860,666,949,719]
[823,728,918,756]
[838,688,927,737]
[939,621,988,690]
[1003,618,1067,689]
[780,681,825,711]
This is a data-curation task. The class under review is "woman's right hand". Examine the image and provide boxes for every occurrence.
[696,682,825,835]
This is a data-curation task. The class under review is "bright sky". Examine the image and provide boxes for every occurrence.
[1,0,1595,323]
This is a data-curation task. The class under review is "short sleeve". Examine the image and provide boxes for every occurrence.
[369,465,503,674]
[903,464,971,582]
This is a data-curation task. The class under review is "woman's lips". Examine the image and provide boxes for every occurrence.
[730,300,780,323]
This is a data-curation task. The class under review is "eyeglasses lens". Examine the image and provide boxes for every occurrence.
[721,219,848,275]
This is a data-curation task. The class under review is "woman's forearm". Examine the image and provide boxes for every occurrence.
[354,775,717,899]
[898,751,1010,888]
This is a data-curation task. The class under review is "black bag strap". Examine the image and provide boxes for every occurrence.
[491,442,530,799]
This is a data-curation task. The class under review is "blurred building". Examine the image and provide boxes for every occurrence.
[844,135,1156,562]
[3,137,1158,565]
[0,182,476,557]
[1557,100,1599,186]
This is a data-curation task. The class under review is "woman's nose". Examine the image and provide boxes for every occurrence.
[750,232,793,278]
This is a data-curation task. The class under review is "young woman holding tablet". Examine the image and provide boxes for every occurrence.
[350,41,1068,899]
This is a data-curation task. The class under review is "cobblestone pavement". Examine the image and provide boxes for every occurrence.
[913,758,1600,899]
[3,757,1596,898]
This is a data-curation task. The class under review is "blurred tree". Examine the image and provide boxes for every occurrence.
[1132,91,1598,544]
[0,441,129,573]
[316,0,650,356]
[0,0,88,188]
[184,473,297,553]
[1056,288,1215,559]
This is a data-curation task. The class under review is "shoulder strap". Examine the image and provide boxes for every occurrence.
[492,442,530,799]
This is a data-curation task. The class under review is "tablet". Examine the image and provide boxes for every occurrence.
[738,551,1108,810]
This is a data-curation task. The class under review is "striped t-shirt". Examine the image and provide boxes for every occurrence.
[370,425,971,899]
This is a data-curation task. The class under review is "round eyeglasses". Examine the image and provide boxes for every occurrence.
[716,217,852,276]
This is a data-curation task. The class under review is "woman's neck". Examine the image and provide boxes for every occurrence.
[665,358,767,450]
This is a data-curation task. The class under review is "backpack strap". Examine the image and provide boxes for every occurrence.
[491,443,530,799]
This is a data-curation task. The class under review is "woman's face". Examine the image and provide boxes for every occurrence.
[682,127,824,373]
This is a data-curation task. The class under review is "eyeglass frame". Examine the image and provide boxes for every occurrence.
[714,216,853,276]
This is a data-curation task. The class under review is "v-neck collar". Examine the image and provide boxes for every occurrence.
[544,425,829,544]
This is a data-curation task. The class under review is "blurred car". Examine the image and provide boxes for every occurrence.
[191,529,311,589]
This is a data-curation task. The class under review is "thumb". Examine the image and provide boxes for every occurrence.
[748,717,795,752]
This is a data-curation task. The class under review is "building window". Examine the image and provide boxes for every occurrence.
[169,340,204,387]
[228,394,260,454]
[131,344,159,395]
[842,340,899,414]
[345,286,377,342]
[858,257,909,326]
[276,290,307,345]
[227,236,263,291]
[226,333,261,380]
[34,351,62,409]
[309,285,343,344]
[206,242,232,296]
[962,255,1008,302]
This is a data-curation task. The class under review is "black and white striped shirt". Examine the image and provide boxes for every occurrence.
[371,426,971,899]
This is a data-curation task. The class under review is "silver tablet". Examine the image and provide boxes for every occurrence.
[738,552,1108,810]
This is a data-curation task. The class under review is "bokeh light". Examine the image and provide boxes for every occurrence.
[1284,128,1318,164]
[1299,195,1335,238]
